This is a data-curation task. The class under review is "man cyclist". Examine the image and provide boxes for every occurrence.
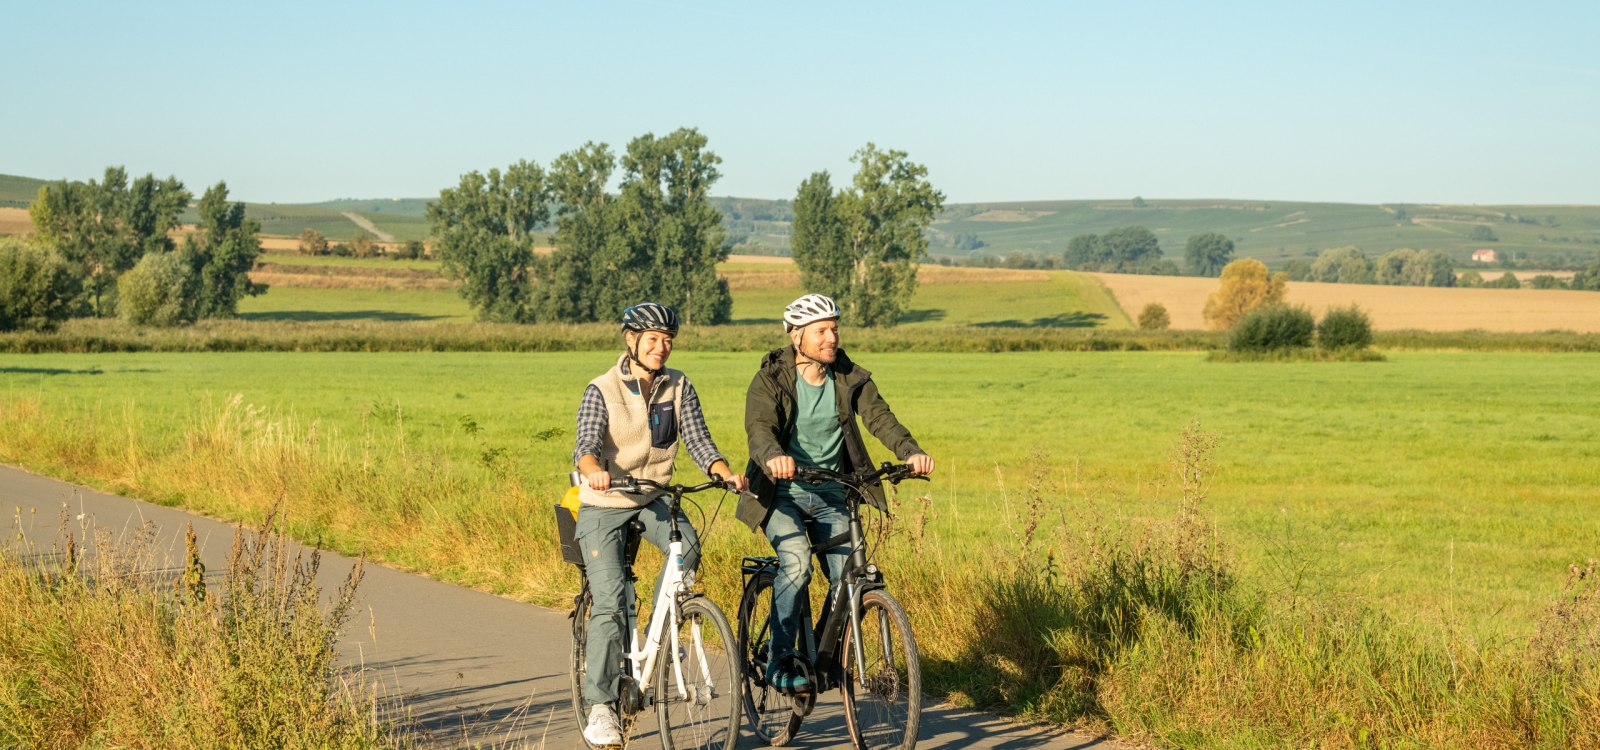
[737,293,934,692]
[573,302,748,747]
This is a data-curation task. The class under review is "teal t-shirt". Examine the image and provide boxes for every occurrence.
[782,369,846,500]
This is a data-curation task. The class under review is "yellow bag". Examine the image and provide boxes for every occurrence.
[559,485,582,521]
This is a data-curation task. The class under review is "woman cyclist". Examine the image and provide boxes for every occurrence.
[572,302,748,747]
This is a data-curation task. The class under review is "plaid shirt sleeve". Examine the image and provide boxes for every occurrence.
[573,384,607,467]
[678,378,727,475]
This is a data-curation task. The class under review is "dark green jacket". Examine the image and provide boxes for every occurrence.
[736,346,923,531]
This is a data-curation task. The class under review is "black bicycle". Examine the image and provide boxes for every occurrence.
[559,476,741,750]
[736,462,928,749]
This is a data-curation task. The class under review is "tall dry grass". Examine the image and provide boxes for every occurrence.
[4,391,1599,747]
[0,510,407,749]
[923,424,1600,748]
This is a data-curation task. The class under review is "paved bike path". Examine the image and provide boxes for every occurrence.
[1,463,1132,749]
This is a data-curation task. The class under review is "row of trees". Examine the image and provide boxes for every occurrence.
[1056,227,1237,277]
[295,228,427,260]
[1280,246,1455,287]
[433,135,944,328]
[0,167,264,331]
[429,129,732,325]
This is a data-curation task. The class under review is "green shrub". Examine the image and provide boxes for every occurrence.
[0,238,78,332]
[1228,304,1313,352]
[1486,272,1522,289]
[1137,302,1170,331]
[118,252,196,327]
[1317,305,1374,350]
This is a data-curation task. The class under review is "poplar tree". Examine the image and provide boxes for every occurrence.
[790,144,944,327]
[181,182,265,318]
[428,160,550,322]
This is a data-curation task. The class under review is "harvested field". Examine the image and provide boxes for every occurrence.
[0,207,32,234]
[717,261,1050,291]
[724,253,794,265]
[965,209,1054,222]
[1091,271,1600,332]
[250,262,455,291]
[250,272,455,291]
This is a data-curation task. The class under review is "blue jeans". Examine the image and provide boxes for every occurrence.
[763,484,851,664]
[575,500,701,704]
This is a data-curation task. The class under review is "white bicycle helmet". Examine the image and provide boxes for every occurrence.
[783,293,841,332]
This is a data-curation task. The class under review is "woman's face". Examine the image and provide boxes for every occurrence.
[628,329,674,370]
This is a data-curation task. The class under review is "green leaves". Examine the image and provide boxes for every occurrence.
[790,144,945,328]
[29,167,190,317]
[435,130,732,326]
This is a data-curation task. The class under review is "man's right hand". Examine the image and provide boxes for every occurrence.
[585,470,612,491]
[766,455,796,480]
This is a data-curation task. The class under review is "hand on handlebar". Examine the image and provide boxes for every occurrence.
[717,472,749,492]
[766,455,796,481]
[906,454,934,476]
[585,470,612,491]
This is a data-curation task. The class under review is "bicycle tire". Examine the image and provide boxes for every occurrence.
[736,570,804,746]
[841,589,921,750]
[655,596,741,750]
[569,586,609,749]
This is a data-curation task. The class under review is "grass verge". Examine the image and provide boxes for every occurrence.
[0,511,408,749]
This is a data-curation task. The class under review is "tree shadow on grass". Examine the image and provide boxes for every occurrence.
[898,309,947,324]
[972,312,1108,329]
[0,367,105,376]
[239,310,448,322]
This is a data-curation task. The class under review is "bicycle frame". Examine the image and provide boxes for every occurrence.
[606,477,727,709]
[625,534,699,701]
[744,466,903,694]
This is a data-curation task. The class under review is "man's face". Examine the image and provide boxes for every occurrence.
[627,329,674,370]
[791,319,839,364]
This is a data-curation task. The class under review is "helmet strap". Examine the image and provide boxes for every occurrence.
[627,337,664,379]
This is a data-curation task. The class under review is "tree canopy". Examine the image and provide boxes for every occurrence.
[789,144,944,327]
[29,167,189,316]
[1185,232,1235,277]
[1203,258,1287,330]
[431,128,733,326]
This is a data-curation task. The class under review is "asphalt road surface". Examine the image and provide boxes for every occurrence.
[1,463,1132,749]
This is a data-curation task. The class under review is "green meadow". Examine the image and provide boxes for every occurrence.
[2,350,1594,635]
[232,264,1131,329]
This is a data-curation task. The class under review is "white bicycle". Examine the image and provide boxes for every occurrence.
[558,476,741,750]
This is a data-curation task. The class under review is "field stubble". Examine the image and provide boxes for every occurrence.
[1093,272,1600,333]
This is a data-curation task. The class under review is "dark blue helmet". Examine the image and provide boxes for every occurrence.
[621,302,679,336]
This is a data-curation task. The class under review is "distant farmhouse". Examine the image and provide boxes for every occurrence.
[1472,248,1499,263]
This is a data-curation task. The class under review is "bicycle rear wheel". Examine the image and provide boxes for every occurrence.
[569,585,607,749]
[841,589,921,750]
[655,596,740,750]
[736,570,804,746]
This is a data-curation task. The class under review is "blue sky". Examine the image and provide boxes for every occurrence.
[7,1,1597,205]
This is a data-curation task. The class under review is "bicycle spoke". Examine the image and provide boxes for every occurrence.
[842,590,921,750]
[656,597,738,750]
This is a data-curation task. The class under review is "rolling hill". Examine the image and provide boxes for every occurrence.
[4,173,1597,267]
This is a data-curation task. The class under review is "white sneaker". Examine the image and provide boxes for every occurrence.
[583,703,623,747]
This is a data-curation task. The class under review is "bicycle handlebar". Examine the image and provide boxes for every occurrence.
[610,476,735,497]
[792,461,930,489]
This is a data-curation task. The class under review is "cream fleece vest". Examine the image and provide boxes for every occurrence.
[578,353,685,509]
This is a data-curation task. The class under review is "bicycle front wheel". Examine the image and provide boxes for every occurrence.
[655,596,740,750]
[841,589,922,750]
